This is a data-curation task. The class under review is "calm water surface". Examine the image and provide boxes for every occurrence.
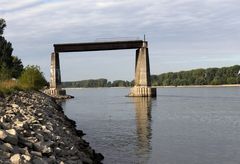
[61,87,240,164]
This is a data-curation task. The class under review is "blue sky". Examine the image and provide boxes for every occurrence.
[1,0,240,81]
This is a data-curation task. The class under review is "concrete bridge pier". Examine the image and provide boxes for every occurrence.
[129,43,156,97]
[45,39,156,97]
[48,52,66,96]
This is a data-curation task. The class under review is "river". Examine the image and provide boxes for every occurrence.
[61,87,240,164]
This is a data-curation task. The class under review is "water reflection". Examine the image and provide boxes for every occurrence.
[132,97,153,162]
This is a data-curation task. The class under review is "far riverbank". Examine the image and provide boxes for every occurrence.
[156,84,240,88]
[62,84,240,90]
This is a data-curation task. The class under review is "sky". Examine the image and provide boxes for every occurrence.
[1,0,240,81]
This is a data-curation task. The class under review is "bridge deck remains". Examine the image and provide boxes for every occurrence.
[54,40,145,53]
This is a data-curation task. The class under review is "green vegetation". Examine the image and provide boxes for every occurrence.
[63,79,109,88]
[62,79,133,88]
[0,80,21,95]
[18,65,48,90]
[151,65,240,86]
[0,19,23,81]
[62,65,240,88]
[111,80,133,87]
[0,18,47,94]
[0,65,47,95]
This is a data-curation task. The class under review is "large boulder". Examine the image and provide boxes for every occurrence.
[10,154,22,164]
[0,129,18,145]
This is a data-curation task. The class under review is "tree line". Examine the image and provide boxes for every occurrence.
[0,19,23,80]
[151,65,240,86]
[0,18,47,92]
[62,65,240,88]
[62,79,133,88]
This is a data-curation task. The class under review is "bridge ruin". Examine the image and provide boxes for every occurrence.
[47,40,157,97]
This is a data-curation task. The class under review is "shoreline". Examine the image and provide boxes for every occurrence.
[63,84,240,89]
[0,90,103,163]
[155,84,240,88]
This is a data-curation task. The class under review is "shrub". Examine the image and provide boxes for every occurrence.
[18,65,47,90]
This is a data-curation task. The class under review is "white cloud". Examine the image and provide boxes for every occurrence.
[0,0,41,12]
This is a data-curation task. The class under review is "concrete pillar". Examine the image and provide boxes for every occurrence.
[135,46,151,86]
[50,52,62,89]
[49,52,66,96]
[129,41,156,97]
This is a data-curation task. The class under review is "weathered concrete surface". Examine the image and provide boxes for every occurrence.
[48,52,66,97]
[50,52,61,89]
[44,88,70,99]
[134,47,151,87]
[0,91,103,163]
[129,86,157,97]
[129,43,157,97]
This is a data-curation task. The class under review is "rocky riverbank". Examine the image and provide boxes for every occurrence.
[0,91,103,163]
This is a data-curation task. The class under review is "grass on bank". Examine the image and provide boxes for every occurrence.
[0,80,22,95]
[0,79,47,96]
[0,65,48,96]
[0,79,38,95]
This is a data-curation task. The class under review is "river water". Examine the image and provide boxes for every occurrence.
[61,87,240,164]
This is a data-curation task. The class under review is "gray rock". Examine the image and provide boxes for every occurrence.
[21,154,31,161]
[76,160,83,164]
[32,157,48,164]
[11,104,19,108]
[19,147,31,156]
[0,143,14,152]
[68,146,78,156]
[0,150,11,159]
[18,136,33,148]
[82,157,93,164]
[0,117,4,123]
[69,156,80,160]
[0,129,18,145]
[55,147,69,157]
[0,129,8,140]
[10,154,22,164]
[35,133,44,142]
[33,141,52,155]
[14,120,25,129]
[1,122,11,129]
[6,129,17,136]
[6,129,18,144]
[45,157,56,164]
[64,160,80,164]
[31,151,42,157]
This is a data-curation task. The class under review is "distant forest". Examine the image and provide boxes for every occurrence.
[62,65,240,88]
[62,79,133,88]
